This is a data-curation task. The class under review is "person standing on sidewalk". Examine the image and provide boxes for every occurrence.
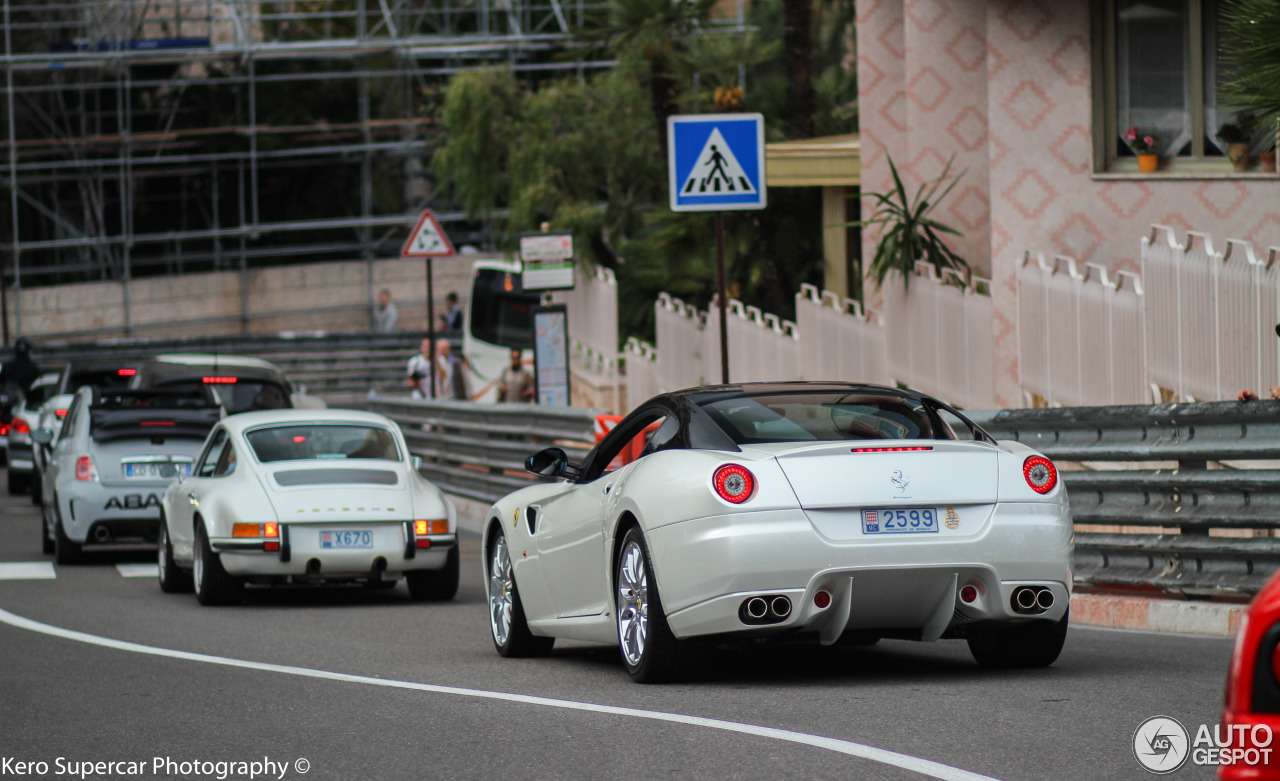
[373,289,398,333]
[497,349,534,403]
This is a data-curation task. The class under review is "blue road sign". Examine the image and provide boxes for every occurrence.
[668,113,767,212]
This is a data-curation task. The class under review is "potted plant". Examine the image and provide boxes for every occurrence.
[855,155,970,290]
[1218,113,1256,171]
[1124,126,1159,172]
[1261,139,1277,174]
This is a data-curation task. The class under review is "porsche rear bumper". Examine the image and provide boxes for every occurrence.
[645,503,1072,641]
[215,524,456,578]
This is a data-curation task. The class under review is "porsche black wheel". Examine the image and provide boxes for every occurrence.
[193,523,243,606]
[406,546,460,601]
[616,526,684,683]
[968,609,1069,669]
[487,528,553,658]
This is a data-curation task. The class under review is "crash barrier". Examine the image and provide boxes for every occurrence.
[367,396,597,504]
[1142,226,1280,403]
[1017,253,1147,407]
[967,400,1280,596]
[628,267,993,412]
[19,331,426,406]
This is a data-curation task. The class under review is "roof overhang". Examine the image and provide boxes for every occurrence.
[765,133,860,187]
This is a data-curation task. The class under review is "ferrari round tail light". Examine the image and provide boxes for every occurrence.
[960,585,979,603]
[814,590,831,609]
[1023,456,1057,494]
[712,464,756,504]
[11,417,30,435]
[75,455,97,482]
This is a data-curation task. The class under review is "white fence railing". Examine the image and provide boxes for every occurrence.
[881,263,996,410]
[1142,226,1280,401]
[552,265,619,379]
[624,270,994,411]
[1017,252,1147,406]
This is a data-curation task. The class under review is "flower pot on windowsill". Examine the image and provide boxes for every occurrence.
[1228,143,1251,172]
[1137,153,1159,173]
[1260,151,1277,174]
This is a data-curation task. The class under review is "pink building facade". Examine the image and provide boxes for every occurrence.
[856,0,1280,407]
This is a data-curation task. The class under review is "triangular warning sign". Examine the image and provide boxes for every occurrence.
[679,128,758,197]
[401,209,456,257]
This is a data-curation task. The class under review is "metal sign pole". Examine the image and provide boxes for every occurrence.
[715,213,729,385]
[426,255,437,399]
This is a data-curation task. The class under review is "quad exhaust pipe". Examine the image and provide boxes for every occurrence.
[739,594,792,624]
[1011,586,1055,615]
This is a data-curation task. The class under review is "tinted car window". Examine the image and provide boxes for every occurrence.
[247,425,400,464]
[470,269,538,349]
[23,380,55,409]
[699,392,942,444]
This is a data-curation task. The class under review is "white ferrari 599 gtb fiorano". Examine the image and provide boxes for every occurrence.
[483,382,1072,682]
[159,409,458,605]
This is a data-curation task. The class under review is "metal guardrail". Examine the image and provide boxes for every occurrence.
[969,401,1280,595]
[368,396,598,505]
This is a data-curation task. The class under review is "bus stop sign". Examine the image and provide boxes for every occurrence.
[667,113,766,212]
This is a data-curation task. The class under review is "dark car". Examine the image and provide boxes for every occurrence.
[129,354,319,415]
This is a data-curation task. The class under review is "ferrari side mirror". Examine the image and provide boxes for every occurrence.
[526,447,568,478]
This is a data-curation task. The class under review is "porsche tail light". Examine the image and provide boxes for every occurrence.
[264,522,279,538]
[1023,456,1057,494]
[233,522,281,551]
[713,464,756,504]
[55,409,68,419]
[11,417,30,435]
[232,524,260,537]
[414,519,448,548]
[75,455,97,482]
[0,421,8,436]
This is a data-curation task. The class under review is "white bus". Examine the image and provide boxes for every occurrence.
[462,258,540,403]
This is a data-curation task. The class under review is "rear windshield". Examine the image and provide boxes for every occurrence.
[698,392,951,445]
[156,379,291,414]
[247,424,401,464]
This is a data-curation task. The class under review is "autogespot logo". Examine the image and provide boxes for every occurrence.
[1133,716,1190,774]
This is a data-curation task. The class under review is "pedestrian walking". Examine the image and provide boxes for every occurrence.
[407,338,434,400]
[436,338,471,401]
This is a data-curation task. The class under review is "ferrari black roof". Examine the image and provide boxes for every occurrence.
[663,382,924,406]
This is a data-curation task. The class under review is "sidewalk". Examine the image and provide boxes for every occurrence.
[449,493,1247,639]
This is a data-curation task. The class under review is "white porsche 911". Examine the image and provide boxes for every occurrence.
[483,382,1072,682]
[158,409,458,605]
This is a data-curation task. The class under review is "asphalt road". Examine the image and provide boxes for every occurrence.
[0,467,1234,781]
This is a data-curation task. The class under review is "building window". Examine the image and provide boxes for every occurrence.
[1095,0,1273,174]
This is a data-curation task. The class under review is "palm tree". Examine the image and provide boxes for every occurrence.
[783,0,816,139]
[1220,0,1280,127]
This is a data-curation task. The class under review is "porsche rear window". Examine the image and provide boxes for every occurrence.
[246,424,401,463]
[698,393,941,444]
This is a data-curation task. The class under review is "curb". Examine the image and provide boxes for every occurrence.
[447,493,1247,639]
[1071,593,1245,638]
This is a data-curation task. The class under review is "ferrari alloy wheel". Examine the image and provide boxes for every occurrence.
[967,608,1069,669]
[487,529,552,658]
[406,546,460,601]
[616,527,683,683]
[157,519,192,594]
[193,523,243,606]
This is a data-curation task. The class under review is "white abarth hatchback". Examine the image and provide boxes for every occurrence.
[484,382,1072,682]
[159,408,457,605]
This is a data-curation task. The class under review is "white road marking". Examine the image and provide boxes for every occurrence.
[0,563,56,580]
[0,606,999,781]
[116,564,158,578]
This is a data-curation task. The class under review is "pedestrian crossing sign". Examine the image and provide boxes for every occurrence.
[668,113,766,212]
[401,209,455,258]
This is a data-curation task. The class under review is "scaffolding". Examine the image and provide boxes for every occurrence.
[1,0,623,334]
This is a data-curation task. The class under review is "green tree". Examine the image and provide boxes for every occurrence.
[431,69,520,221]
[1220,0,1280,127]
